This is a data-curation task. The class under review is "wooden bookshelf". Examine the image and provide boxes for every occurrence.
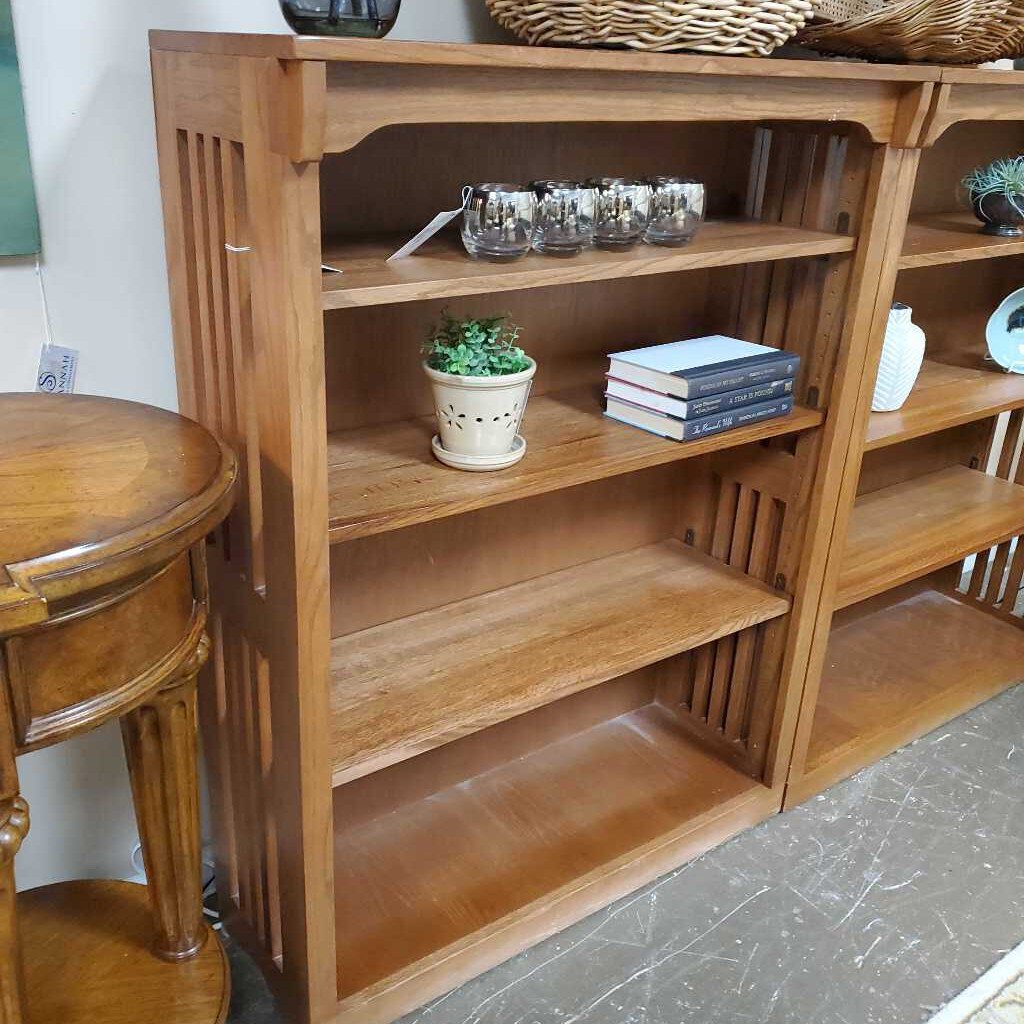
[327,393,822,542]
[786,94,1024,810]
[836,465,1024,609]
[321,221,855,309]
[152,32,948,1024]
[866,359,1024,450]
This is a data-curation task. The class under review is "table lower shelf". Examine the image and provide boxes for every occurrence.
[790,579,1024,805]
[333,701,775,1014]
[20,880,229,1024]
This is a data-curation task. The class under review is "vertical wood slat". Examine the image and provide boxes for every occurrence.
[201,612,239,905]
[222,139,267,591]
[691,479,740,719]
[725,494,780,740]
[255,646,284,965]
[706,486,757,729]
[184,132,223,437]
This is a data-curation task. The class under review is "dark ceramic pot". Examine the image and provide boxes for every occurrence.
[279,0,401,36]
[972,191,1024,237]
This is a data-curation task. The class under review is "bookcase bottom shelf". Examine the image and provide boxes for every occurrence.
[787,579,1024,806]
[333,701,776,1022]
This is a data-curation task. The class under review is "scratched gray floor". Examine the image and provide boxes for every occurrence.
[225,683,1024,1024]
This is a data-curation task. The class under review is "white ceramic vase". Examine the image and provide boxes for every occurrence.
[871,303,925,413]
[425,359,535,467]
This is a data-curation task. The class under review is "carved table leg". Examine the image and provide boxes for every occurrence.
[0,797,29,1024]
[120,637,209,961]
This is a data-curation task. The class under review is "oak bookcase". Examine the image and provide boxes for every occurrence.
[786,70,1024,808]
[149,32,1015,1024]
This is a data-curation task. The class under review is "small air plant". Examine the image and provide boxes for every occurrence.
[962,157,1024,237]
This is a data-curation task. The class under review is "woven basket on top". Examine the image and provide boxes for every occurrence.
[798,0,1024,63]
[485,0,816,57]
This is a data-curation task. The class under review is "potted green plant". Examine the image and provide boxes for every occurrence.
[962,157,1024,237]
[423,312,536,471]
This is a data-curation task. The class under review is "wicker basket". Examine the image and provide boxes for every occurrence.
[485,0,816,57]
[798,0,1024,63]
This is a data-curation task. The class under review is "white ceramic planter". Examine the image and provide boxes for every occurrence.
[425,358,536,466]
[871,303,925,413]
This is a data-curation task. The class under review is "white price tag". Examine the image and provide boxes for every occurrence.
[387,187,473,262]
[36,345,79,394]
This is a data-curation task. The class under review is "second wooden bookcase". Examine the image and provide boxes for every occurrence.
[786,71,1024,807]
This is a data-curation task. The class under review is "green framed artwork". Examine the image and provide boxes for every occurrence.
[1,0,39,255]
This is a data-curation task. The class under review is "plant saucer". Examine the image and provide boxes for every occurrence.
[431,434,527,472]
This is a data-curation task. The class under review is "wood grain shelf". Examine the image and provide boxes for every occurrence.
[334,702,772,1002]
[328,540,789,785]
[836,465,1024,609]
[320,220,855,310]
[327,390,822,543]
[792,580,1024,802]
[899,211,1024,269]
[865,359,1024,450]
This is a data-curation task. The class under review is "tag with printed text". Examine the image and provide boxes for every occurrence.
[36,344,79,394]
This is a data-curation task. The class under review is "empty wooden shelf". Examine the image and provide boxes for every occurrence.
[329,540,789,784]
[836,465,1024,609]
[865,359,1024,450]
[791,579,1024,803]
[321,221,855,309]
[327,392,822,543]
[333,703,773,1005]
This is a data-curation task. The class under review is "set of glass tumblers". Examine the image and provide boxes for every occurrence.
[461,177,706,262]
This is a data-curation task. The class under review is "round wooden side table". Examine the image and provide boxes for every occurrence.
[0,393,237,1024]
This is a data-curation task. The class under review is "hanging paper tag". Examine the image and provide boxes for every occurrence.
[387,187,473,262]
[36,344,79,394]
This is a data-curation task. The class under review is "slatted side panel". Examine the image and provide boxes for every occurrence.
[956,411,1024,620]
[176,129,282,971]
[732,125,862,412]
[660,446,791,777]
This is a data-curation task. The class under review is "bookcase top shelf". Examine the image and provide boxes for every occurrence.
[150,32,950,157]
[328,539,788,785]
[321,221,855,310]
[149,30,939,82]
[327,391,822,544]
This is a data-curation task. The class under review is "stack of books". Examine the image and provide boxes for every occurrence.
[604,336,800,442]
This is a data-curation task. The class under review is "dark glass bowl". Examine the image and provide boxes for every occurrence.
[279,0,401,37]
[972,191,1024,237]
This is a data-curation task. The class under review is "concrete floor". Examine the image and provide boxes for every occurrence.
[225,683,1024,1024]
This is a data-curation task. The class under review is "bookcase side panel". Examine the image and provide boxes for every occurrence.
[782,145,922,804]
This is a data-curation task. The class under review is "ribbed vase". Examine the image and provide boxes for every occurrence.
[871,303,925,413]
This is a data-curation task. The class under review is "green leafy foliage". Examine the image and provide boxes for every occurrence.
[963,156,1024,215]
[423,311,531,377]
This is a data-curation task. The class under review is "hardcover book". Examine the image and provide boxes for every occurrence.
[608,336,800,400]
[605,376,794,419]
[604,393,795,442]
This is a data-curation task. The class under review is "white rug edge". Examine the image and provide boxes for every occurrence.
[929,938,1024,1024]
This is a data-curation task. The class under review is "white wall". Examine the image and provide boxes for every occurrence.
[4,0,509,891]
